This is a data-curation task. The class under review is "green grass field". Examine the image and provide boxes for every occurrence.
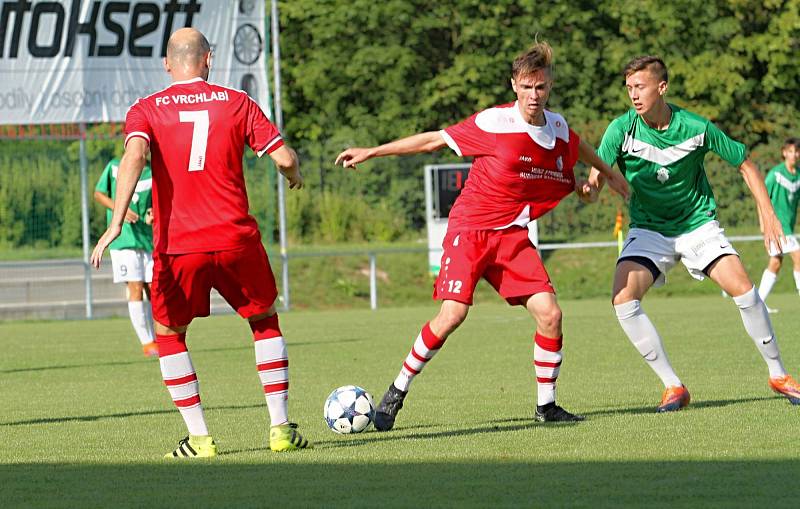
[3,294,800,507]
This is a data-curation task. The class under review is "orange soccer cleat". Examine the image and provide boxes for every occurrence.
[142,342,159,358]
[657,385,690,413]
[768,375,800,405]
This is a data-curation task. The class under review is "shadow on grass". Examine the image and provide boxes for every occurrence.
[2,460,797,507]
[0,338,366,375]
[223,420,571,454]
[0,403,264,427]
[486,396,777,426]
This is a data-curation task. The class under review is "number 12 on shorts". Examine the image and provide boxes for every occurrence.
[179,110,209,172]
[447,280,462,294]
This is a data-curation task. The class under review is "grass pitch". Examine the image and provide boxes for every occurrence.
[2,294,800,507]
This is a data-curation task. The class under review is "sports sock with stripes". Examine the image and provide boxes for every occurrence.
[732,286,786,377]
[157,332,209,436]
[251,315,289,426]
[533,333,562,406]
[393,322,446,392]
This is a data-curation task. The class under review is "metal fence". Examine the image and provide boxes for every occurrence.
[0,235,765,321]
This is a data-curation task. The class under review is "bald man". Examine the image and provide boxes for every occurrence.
[92,28,310,458]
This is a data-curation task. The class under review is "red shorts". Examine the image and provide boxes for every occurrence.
[151,239,278,327]
[433,227,554,306]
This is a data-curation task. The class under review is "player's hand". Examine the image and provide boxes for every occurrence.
[124,208,139,223]
[334,148,373,169]
[604,171,630,201]
[144,208,153,225]
[760,210,786,255]
[284,168,304,189]
[575,179,598,204]
[90,224,122,269]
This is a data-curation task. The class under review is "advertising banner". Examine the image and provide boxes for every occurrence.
[0,0,270,124]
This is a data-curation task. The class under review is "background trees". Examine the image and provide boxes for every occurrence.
[2,0,799,248]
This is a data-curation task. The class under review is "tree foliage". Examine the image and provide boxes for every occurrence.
[2,1,800,251]
[279,0,800,237]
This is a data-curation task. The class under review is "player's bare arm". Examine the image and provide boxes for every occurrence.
[577,139,629,200]
[335,131,447,169]
[90,138,148,268]
[270,145,303,189]
[93,190,140,223]
[740,158,785,253]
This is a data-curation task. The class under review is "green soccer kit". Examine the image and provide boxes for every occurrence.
[95,158,154,251]
[597,104,747,237]
[764,162,800,235]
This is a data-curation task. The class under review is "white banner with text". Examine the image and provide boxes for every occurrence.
[0,0,270,124]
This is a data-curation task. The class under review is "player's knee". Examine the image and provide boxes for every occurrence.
[127,281,144,301]
[537,305,562,332]
[611,290,636,307]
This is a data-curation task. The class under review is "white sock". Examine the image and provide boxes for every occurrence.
[758,270,777,302]
[614,300,682,388]
[793,271,800,294]
[128,301,154,345]
[732,287,786,377]
[160,351,209,436]
[143,300,155,342]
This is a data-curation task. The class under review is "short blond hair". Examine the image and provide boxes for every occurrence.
[512,41,553,79]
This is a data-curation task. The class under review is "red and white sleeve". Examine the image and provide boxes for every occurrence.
[124,100,152,148]
[440,112,496,157]
[245,97,284,157]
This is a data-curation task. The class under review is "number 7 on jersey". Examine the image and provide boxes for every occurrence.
[179,110,209,172]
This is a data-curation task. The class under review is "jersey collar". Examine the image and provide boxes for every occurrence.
[513,101,556,149]
[171,77,206,86]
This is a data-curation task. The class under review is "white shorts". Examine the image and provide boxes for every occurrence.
[618,221,738,287]
[110,249,153,283]
[768,234,800,256]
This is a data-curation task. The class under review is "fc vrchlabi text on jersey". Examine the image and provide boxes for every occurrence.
[0,0,202,58]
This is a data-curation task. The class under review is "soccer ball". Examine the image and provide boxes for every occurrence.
[324,385,375,434]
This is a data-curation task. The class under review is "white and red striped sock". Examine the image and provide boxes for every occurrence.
[393,322,446,392]
[251,315,289,426]
[533,333,562,407]
[157,332,208,436]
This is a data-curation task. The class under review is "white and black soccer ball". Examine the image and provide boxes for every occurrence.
[324,385,375,434]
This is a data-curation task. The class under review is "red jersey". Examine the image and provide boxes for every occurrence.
[124,77,284,254]
[440,102,580,231]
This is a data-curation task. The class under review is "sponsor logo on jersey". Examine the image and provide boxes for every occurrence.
[519,155,532,163]
[519,168,571,184]
[656,167,670,183]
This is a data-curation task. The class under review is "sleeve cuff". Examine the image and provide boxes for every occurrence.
[125,132,150,147]
[257,135,284,157]
[439,129,462,157]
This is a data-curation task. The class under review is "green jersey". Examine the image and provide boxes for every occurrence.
[95,158,153,251]
[597,104,747,236]
[764,162,800,235]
